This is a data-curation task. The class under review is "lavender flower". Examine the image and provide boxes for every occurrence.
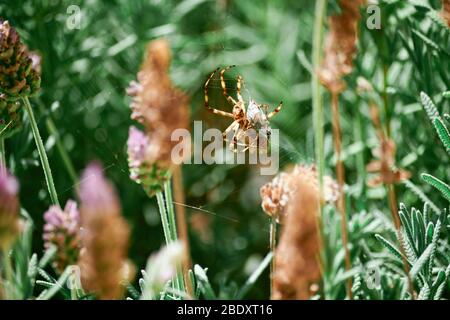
[43,200,80,274]
[127,126,171,196]
[127,126,149,180]
[0,19,40,100]
[126,39,189,197]
[77,162,131,300]
[0,166,19,250]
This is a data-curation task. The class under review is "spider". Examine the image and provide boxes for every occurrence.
[204,65,282,153]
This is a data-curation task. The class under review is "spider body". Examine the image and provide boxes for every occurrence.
[204,66,282,152]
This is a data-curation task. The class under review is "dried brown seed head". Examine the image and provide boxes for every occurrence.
[319,0,365,94]
[272,173,321,300]
[77,163,131,300]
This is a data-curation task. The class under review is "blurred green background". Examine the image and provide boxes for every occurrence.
[0,0,449,299]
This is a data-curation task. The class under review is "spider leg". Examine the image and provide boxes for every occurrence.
[220,65,238,105]
[204,68,234,118]
[236,75,244,104]
[232,127,252,153]
[224,125,240,152]
[222,120,239,141]
[268,101,283,118]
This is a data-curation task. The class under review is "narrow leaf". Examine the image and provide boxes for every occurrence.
[420,92,440,122]
[422,174,450,203]
[433,117,450,155]
[410,244,433,280]
[375,234,403,262]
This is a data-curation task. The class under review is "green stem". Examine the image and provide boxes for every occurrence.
[156,190,179,292]
[2,248,14,299]
[38,102,78,185]
[355,106,366,199]
[164,181,185,293]
[269,218,277,299]
[164,181,177,242]
[23,97,59,206]
[156,191,171,245]
[0,137,5,172]
[382,64,391,138]
[312,0,327,193]
[311,0,327,293]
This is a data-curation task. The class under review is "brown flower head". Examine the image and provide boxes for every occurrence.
[272,172,321,300]
[442,0,450,27]
[367,138,411,187]
[0,19,40,100]
[365,94,410,187]
[260,164,338,223]
[77,163,131,300]
[126,39,190,196]
[0,165,20,250]
[319,0,365,93]
[260,172,294,223]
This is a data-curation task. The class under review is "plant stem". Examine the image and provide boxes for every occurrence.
[2,248,13,299]
[0,137,5,169]
[155,190,181,293]
[172,165,193,296]
[387,183,415,299]
[164,181,177,241]
[369,95,416,299]
[37,101,78,185]
[312,0,327,290]
[312,0,327,195]
[331,93,352,299]
[156,191,171,245]
[269,217,277,299]
[22,97,59,206]
[382,65,391,138]
[164,180,186,293]
[378,64,415,300]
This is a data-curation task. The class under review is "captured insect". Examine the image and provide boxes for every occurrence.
[204,65,282,153]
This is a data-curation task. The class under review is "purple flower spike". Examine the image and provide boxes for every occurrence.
[127,126,149,170]
[43,199,80,274]
[78,162,119,215]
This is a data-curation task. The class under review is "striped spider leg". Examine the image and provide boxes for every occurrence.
[204,65,283,153]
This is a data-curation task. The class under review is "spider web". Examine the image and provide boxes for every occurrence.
[40,3,312,255]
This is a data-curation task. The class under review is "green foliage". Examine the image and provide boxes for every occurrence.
[422,174,450,203]
[374,202,450,300]
[433,117,450,155]
[1,0,450,300]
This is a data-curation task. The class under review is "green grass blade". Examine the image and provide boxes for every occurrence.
[236,252,273,299]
